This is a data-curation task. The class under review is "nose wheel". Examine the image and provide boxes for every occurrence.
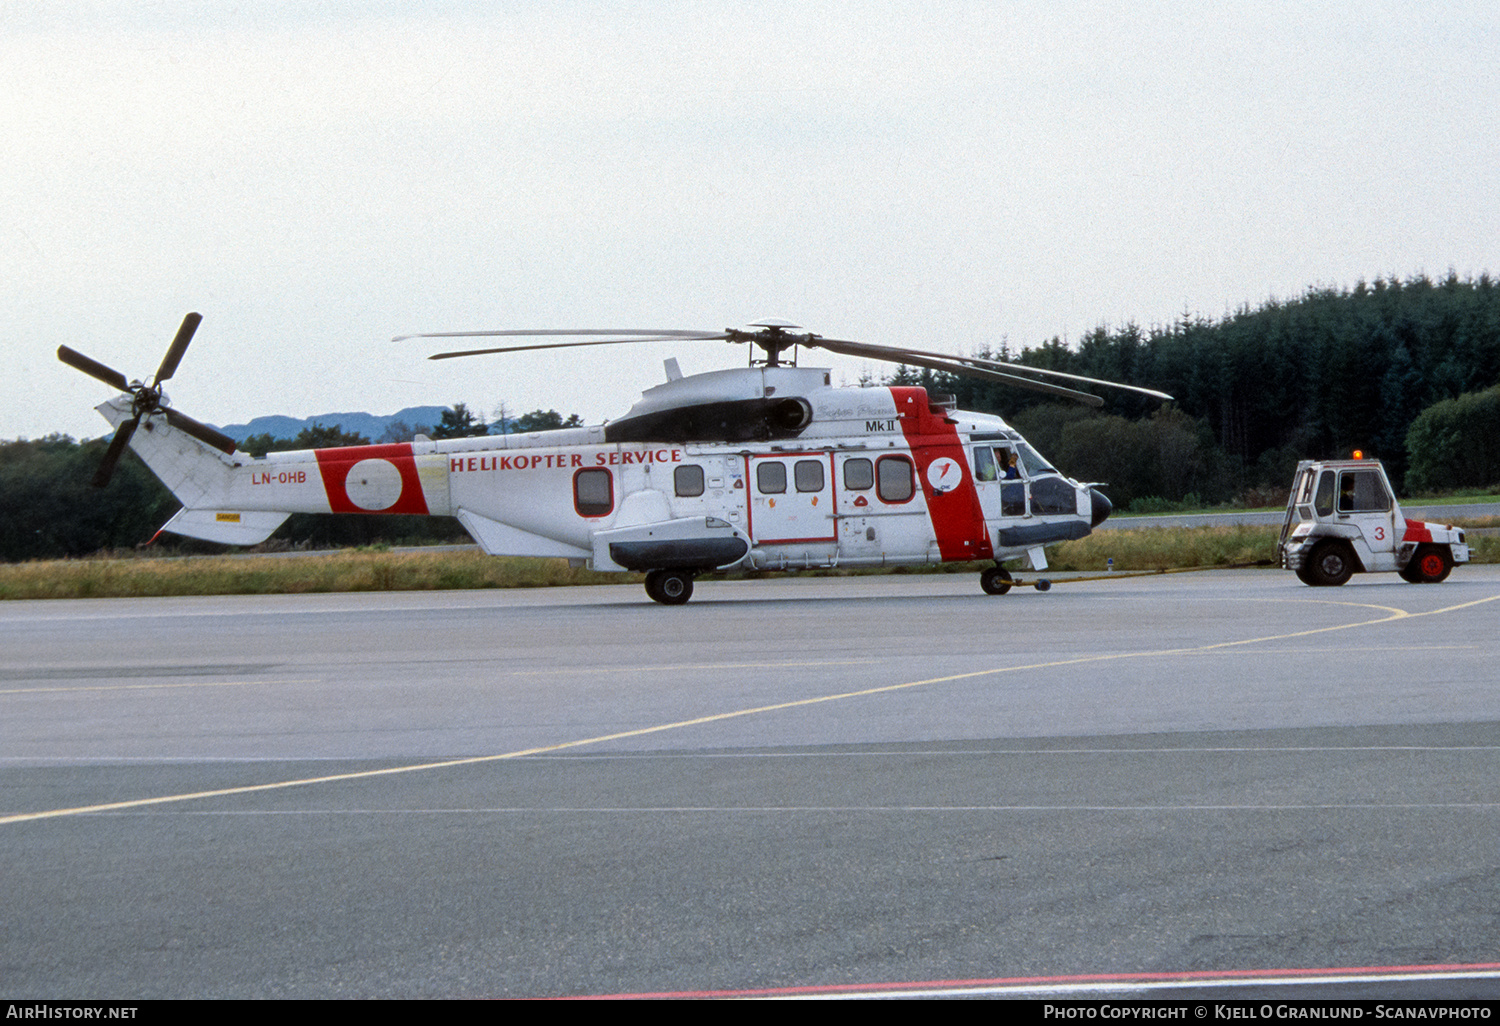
[980,566,1013,595]
[980,566,1051,595]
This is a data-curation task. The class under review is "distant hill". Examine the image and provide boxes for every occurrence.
[214,406,455,443]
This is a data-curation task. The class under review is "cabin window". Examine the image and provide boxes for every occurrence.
[574,468,613,517]
[876,456,914,503]
[675,464,705,497]
[756,461,787,494]
[794,459,825,493]
[843,458,873,491]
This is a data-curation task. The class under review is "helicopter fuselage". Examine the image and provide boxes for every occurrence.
[106,366,1113,602]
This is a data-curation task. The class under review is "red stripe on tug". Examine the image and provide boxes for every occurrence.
[1402,519,1433,544]
[891,386,994,562]
[314,443,431,515]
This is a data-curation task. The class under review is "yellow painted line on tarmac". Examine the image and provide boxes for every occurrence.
[4,591,1498,828]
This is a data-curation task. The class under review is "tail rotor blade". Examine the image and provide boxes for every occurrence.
[91,417,140,488]
[154,312,202,384]
[58,346,130,392]
[163,407,237,454]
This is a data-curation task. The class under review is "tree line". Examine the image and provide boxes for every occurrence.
[899,272,1500,508]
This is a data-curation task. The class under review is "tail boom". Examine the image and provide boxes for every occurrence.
[99,398,453,546]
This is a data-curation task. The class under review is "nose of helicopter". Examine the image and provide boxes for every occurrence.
[1089,487,1112,527]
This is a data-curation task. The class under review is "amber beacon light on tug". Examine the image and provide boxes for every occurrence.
[60,315,1174,604]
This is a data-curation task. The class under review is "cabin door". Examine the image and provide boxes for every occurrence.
[746,453,836,545]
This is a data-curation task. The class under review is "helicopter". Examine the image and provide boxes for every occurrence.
[59,314,1172,604]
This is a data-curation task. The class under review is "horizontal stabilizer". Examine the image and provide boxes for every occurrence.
[158,508,290,546]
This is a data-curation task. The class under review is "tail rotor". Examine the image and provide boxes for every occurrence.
[58,312,237,488]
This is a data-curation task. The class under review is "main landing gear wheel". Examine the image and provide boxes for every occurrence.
[1306,540,1355,586]
[1401,545,1453,584]
[980,566,1012,595]
[645,569,694,605]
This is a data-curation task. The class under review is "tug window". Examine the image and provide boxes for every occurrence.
[794,459,825,493]
[1338,470,1391,513]
[1313,471,1336,517]
[675,464,705,497]
[574,468,613,517]
[876,456,914,503]
[756,462,787,494]
[843,458,874,491]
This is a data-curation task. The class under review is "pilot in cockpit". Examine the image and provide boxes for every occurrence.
[997,448,1020,480]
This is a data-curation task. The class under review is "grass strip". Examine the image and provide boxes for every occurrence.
[2,524,1495,601]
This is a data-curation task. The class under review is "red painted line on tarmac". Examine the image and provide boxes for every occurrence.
[561,961,1500,999]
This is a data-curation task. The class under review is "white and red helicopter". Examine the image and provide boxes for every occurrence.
[59,314,1172,603]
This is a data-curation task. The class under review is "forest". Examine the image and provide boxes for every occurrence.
[903,271,1500,509]
[4,272,1497,562]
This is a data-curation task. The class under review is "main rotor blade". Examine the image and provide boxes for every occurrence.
[155,312,202,384]
[91,417,140,488]
[910,347,1174,402]
[397,328,720,342]
[809,338,1105,406]
[58,346,130,392]
[427,334,729,361]
[163,408,237,454]
[810,337,1173,403]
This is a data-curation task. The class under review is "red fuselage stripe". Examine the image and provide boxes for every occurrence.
[891,387,994,561]
[314,442,431,515]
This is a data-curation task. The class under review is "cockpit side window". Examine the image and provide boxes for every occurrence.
[1030,476,1076,515]
[994,446,1021,480]
[972,446,997,482]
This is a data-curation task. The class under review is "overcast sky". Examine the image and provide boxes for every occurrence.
[6,1,1498,442]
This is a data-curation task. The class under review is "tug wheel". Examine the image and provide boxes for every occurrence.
[980,566,1013,595]
[1306,541,1355,586]
[1409,545,1453,584]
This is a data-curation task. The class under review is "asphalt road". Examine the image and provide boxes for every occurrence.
[1102,500,1500,531]
[3,568,1499,998]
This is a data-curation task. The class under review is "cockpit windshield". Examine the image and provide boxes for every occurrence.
[1016,443,1056,477]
